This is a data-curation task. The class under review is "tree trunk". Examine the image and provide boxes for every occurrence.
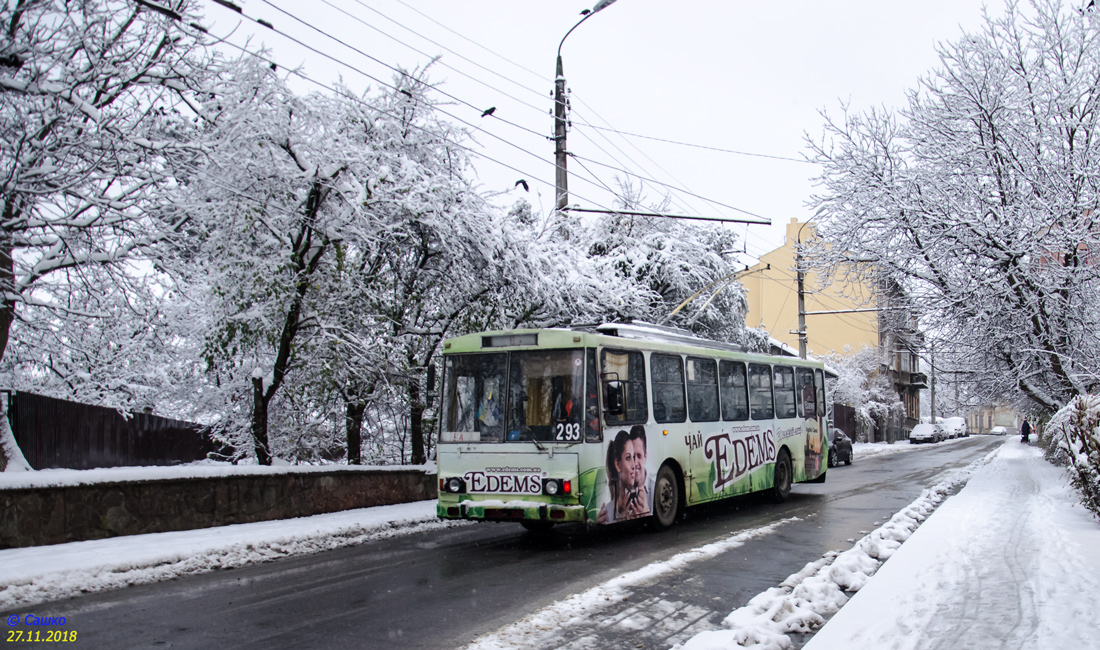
[409,378,426,465]
[252,375,271,465]
[346,400,365,465]
[0,206,22,470]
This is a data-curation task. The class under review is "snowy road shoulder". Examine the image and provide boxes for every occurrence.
[0,500,460,610]
[799,442,1100,650]
[675,443,1002,650]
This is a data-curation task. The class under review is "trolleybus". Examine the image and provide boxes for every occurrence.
[436,323,830,531]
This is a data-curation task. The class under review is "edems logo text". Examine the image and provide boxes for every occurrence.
[464,472,543,494]
[703,430,777,492]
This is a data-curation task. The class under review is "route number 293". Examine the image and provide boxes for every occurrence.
[555,423,581,441]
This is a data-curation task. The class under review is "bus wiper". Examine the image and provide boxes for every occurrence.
[519,428,546,451]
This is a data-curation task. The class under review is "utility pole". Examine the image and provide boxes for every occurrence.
[794,222,809,359]
[553,56,568,211]
[795,247,807,359]
[554,2,618,212]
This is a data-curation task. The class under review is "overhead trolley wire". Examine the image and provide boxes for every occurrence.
[391,0,550,85]
[573,122,812,164]
[337,0,785,229]
[257,0,546,141]
[570,154,769,223]
[337,0,723,222]
[189,4,632,217]
[567,110,714,220]
[342,0,554,111]
[368,0,766,225]
[237,1,708,220]
[195,1,777,225]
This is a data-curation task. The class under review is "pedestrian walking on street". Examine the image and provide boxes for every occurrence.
[1021,419,1032,444]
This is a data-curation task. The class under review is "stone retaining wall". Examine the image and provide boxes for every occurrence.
[0,469,437,548]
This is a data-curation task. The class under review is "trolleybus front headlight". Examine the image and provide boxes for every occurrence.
[444,477,466,493]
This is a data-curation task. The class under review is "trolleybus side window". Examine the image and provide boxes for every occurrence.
[686,356,719,422]
[651,353,687,424]
[506,349,585,442]
[774,365,797,419]
[719,360,749,421]
[749,363,774,420]
[442,353,506,442]
[797,367,817,418]
[601,349,648,425]
[815,368,826,417]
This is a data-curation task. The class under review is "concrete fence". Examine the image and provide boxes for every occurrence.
[0,468,437,549]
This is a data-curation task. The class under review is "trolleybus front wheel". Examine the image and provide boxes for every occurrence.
[652,464,681,530]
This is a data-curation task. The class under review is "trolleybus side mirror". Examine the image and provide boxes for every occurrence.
[603,380,624,416]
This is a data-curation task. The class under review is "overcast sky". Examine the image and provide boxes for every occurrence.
[201,0,1012,261]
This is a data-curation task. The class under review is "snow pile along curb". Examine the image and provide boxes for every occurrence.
[676,450,998,650]
[0,501,459,610]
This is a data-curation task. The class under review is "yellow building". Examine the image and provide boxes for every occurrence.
[743,219,878,357]
[744,219,925,440]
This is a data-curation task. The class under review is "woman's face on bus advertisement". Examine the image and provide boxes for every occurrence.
[616,438,646,488]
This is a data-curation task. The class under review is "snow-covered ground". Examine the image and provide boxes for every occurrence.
[4,437,1093,650]
[677,440,1100,650]
[851,433,976,462]
[800,441,1100,650]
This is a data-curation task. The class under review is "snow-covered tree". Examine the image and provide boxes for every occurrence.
[826,347,905,442]
[309,71,510,465]
[807,0,1100,416]
[159,59,511,465]
[568,179,761,347]
[0,0,218,467]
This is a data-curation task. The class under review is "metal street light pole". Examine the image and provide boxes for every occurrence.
[554,1,617,212]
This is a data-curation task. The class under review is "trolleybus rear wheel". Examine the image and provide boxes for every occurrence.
[771,450,793,503]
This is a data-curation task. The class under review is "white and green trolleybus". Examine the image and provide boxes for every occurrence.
[436,323,830,531]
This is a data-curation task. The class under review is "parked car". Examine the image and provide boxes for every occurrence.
[829,428,854,467]
[910,423,943,444]
[941,416,968,438]
[990,425,1007,436]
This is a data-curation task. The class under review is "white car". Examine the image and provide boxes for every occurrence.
[990,425,1007,436]
[910,423,943,444]
[941,416,968,438]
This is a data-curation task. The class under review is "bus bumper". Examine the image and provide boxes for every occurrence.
[437,501,588,524]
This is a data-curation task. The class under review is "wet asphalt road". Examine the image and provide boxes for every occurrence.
[3,436,1001,649]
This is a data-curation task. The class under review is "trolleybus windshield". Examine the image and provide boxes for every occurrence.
[441,349,585,443]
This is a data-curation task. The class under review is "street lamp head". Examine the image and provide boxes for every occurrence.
[560,0,620,58]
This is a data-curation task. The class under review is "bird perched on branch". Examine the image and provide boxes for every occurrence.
[481,106,496,117]
[515,179,529,192]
